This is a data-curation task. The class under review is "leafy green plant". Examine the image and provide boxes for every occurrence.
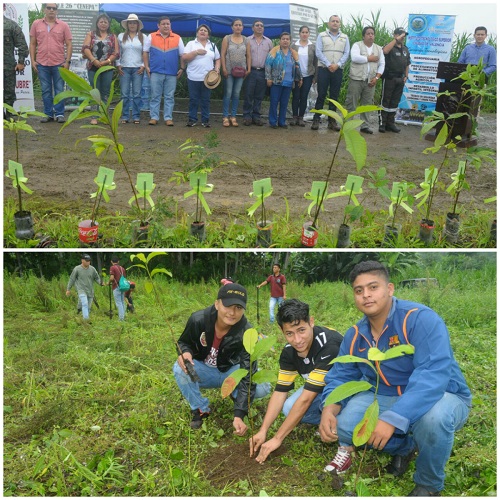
[309,100,379,228]
[54,67,144,223]
[184,171,213,224]
[220,328,276,439]
[324,344,415,495]
[384,181,415,229]
[248,178,273,228]
[330,174,365,227]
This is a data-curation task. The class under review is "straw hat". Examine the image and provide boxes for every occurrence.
[204,69,221,89]
[121,13,144,30]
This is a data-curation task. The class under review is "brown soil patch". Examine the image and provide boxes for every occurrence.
[4,98,496,235]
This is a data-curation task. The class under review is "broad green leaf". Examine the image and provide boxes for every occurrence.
[87,137,115,146]
[420,119,442,136]
[144,281,154,294]
[435,122,448,148]
[331,354,373,366]
[58,67,92,93]
[343,128,367,171]
[147,251,167,264]
[281,457,294,466]
[368,344,415,361]
[90,88,102,104]
[311,108,343,125]
[356,480,371,497]
[243,328,259,355]
[112,99,123,134]
[345,105,380,119]
[324,380,373,406]
[132,253,147,263]
[169,450,184,460]
[326,98,347,117]
[252,369,277,384]
[221,368,248,398]
[151,268,172,278]
[343,119,364,132]
[353,399,379,446]
[250,335,276,361]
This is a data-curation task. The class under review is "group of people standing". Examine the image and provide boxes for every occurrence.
[6,5,496,132]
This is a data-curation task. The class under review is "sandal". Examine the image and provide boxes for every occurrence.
[90,119,98,125]
[222,117,230,127]
[121,120,128,124]
[133,120,140,124]
[229,117,239,127]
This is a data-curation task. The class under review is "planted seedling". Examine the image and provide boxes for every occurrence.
[324,344,415,496]
[184,171,213,242]
[383,181,415,245]
[415,167,440,243]
[129,173,156,243]
[309,100,379,230]
[221,328,277,441]
[248,178,273,247]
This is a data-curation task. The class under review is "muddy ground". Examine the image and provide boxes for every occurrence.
[4,98,496,236]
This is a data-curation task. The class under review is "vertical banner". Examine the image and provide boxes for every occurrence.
[289,3,319,43]
[4,3,34,110]
[397,14,456,125]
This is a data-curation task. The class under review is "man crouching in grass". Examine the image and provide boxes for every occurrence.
[249,299,343,463]
[173,283,271,433]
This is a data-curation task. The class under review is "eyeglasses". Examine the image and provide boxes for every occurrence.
[45,6,58,10]
[254,24,264,27]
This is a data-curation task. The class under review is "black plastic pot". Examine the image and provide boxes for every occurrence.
[190,221,206,242]
[418,219,435,244]
[301,221,318,248]
[443,213,460,244]
[336,224,351,248]
[256,220,272,248]
[383,223,401,247]
[14,210,34,240]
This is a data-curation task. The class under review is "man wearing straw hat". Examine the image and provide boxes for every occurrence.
[143,16,185,126]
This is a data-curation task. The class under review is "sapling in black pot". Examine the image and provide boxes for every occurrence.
[129,173,156,244]
[3,105,45,241]
[184,171,213,242]
[382,181,415,246]
[248,178,273,248]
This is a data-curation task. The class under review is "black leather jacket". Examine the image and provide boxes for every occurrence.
[178,305,257,419]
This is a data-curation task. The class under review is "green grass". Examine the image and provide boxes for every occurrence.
[3,257,496,496]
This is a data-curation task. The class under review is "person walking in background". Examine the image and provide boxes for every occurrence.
[458,26,497,79]
[242,20,273,126]
[29,3,73,123]
[291,26,317,127]
[311,15,350,131]
[379,28,411,133]
[3,14,29,117]
[66,254,102,321]
[265,32,302,129]
[345,26,385,134]
[319,261,471,496]
[108,255,127,321]
[143,16,185,127]
[117,14,145,124]
[257,263,287,323]
[182,24,221,128]
[220,19,251,127]
[173,283,271,431]
[82,13,119,125]
[249,299,343,464]
[125,282,136,313]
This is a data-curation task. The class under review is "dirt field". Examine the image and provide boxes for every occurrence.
[4,98,496,232]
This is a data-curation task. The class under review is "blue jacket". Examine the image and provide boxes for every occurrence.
[322,297,472,433]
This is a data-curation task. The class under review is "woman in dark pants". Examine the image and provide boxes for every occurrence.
[291,26,317,126]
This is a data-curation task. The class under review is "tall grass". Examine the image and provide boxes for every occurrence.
[3,255,496,496]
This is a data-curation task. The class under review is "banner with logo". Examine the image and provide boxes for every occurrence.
[4,3,34,110]
[397,14,456,125]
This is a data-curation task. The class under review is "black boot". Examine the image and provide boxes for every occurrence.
[379,110,387,133]
[311,117,320,130]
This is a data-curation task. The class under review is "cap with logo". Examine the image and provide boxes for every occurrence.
[217,283,247,309]
[81,254,92,261]
[394,27,408,36]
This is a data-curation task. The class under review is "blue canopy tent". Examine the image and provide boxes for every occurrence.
[99,3,291,38]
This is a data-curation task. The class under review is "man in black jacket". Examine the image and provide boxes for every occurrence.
[173,283,271,431]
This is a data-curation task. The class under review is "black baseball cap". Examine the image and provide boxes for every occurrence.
[217,283,247,309]
[81,253,91,261]
[394,27,408,36]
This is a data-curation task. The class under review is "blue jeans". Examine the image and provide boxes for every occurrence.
[187,78,211,123]
[37,64,65,117]
[77,293,93,320]
[149,73,177,121]
[336,391,470,492]
[283,386,322,424]
[222,75,244,117]
[173,358,271,413]
[113,287,125,321]
[269,296,284,323]
[243,68,267,120]
[269,84,292,126]
[120,67,144,121]
[314,66,343,115]
[88,68,114,113]
[292,75,314,117]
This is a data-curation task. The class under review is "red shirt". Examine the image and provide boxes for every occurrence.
[266,273,286,298]
[30,18,72,66]
[204,334,223,367]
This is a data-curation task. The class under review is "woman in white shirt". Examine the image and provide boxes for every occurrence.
[182,24,221,127]
[116,14,145,124]
[291,26,318,127]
